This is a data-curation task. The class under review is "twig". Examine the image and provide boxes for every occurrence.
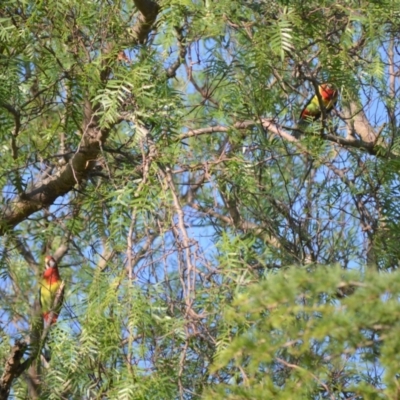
[276,357,335,400]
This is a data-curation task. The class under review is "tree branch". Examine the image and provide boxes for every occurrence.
[131,0,160,44]
[179,118,391,157]
[166,26,187,78]
[0,110,111,236]
[342,101,377,144]
[0,341,28,399]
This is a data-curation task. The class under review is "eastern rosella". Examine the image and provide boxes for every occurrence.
[39,255,64,325]
[299,83,338,122]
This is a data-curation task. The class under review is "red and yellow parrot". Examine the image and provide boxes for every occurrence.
[39,255,64,325]
[299,83,338,122]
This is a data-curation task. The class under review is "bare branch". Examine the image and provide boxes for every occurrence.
[166,26,187,78]
[159,166,200,316]
[179,118,390,156]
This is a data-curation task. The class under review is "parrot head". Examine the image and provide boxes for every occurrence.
[319,83,338,100]
[45,255,57,269]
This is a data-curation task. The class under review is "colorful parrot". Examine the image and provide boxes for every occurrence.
[299,83,338,122]
[39,255,64,325]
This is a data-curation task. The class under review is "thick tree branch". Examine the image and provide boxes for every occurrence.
[0,107,111,236]
[342,101,377,144]
[131,0,160,44]
[0,341,28,399]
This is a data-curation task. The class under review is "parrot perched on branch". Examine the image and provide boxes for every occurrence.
[299,83,338,122]
[39,255,64,325]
